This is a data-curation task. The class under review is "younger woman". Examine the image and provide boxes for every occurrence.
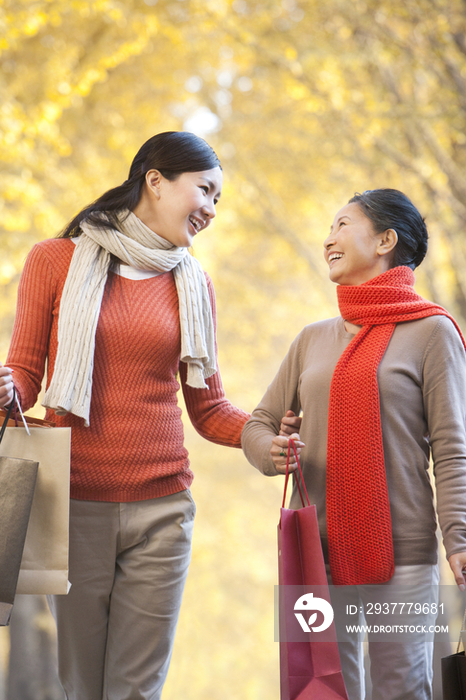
[0,131,297,700]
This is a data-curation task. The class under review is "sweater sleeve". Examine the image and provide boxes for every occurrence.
[180,274,249,448]
[241,332,303,476]
[423,316,466,558]
[6,244,56,411]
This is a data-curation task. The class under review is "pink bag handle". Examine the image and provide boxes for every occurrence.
[281,439,311,509]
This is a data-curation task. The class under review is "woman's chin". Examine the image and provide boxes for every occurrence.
[329,269,344,285]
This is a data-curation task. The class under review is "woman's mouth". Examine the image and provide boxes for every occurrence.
[328,252,343,265]
[189,216,203,233]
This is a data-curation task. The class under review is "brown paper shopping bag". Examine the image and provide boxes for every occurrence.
[0,410,71,596]
[0,401,39,625]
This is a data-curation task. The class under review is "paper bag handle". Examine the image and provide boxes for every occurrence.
[282,439,311,509]
[0,387,31,438]
[0,387,16,443]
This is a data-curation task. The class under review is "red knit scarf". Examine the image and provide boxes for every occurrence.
[326,266,465,586]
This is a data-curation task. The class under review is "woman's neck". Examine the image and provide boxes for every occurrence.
[344,320,362,335]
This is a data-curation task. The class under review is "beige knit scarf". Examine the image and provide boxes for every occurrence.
[42,210,216,426]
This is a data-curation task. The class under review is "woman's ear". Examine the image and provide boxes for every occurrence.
[145,169,163,199]
[377,228,398,258]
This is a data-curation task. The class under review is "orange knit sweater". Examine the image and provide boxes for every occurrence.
[7,238,250,502]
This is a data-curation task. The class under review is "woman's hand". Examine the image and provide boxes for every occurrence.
[279,409,302,436]
[0,364,14,408]
[448,552,466,591]
[270,433,304,474]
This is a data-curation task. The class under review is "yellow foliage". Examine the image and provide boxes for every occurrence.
[1,0,466,696]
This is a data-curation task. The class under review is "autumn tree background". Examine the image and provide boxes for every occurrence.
[0,0,465,698]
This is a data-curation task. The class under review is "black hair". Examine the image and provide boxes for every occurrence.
[348,189,428,270]
[59,131,221,238]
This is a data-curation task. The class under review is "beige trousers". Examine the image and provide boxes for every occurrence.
[329,564,439,700]
[48,490,195,700]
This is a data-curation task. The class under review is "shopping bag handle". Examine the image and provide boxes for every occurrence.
[282,439,311,509]
[0,387,16,443]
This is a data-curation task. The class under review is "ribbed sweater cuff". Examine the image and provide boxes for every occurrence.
[70,473,193,503]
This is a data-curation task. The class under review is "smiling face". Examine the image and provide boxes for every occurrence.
[133,167,223,248]
[323,202,396,286]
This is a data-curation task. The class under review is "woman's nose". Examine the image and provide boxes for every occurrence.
[202,200,216,220]
[323,233,334,250]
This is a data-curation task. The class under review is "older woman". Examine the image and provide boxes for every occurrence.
[242,189,466,700]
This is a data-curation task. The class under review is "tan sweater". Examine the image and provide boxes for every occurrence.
[242,315,466,565]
